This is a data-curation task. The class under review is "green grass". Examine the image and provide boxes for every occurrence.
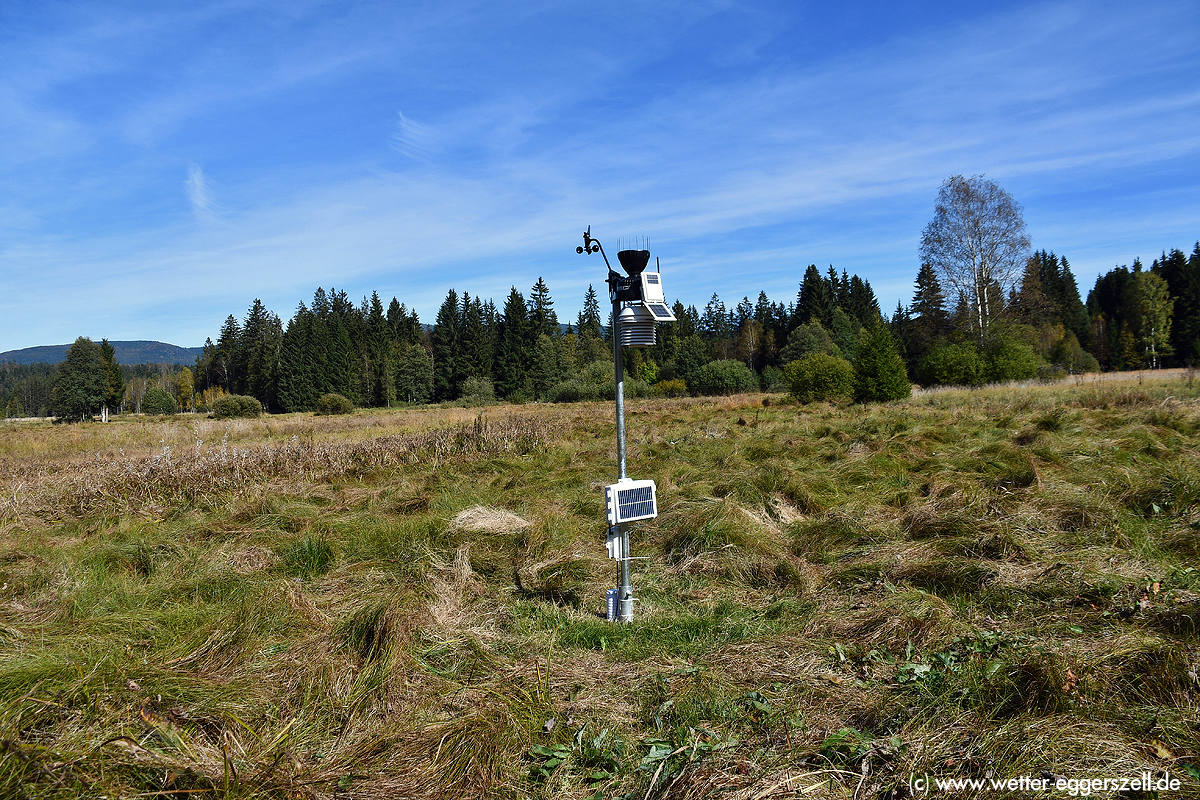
[2,380,1200,797]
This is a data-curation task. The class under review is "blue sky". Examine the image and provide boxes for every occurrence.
[2,0,1197,350]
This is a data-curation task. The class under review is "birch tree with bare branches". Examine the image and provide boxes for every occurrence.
[919,175,1030,341]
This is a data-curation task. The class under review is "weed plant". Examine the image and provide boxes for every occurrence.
[2,378,1199,797]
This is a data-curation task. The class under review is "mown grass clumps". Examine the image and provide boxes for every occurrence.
[2,376,1200,799]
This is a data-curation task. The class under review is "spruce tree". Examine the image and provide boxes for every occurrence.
[215,315,240,391]
[367,292,394,406]
[99,338,124,414]
[276,307,316,412]
[529,277,558,340]
[51,337,106,421]
[795,265,834,328]
[854,324,911,402]
[495,287,529,398]
[432,289,461,401]
[1153,246,1200,365]
[847,275,881,327]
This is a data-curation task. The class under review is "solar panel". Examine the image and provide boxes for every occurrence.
[645,273,660,284]
[647,303,676,321]
[605,479,658,525]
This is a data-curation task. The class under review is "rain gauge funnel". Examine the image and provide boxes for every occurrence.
[617,249,650,276]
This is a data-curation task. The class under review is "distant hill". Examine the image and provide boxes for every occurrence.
[0,341,204,366]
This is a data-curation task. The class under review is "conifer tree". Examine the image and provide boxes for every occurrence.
[51,337,106,421]
[795,265,834,328]
[276,306,317,412]
[495,287,529,398]
[529,277,558,340]
[215,315,240,391]
[367,292,394,406]
[1153,245,1200,365]
[239,299,282,404]
[458,294,491,382]
[854,324,911,402]
[432,289,461,401]
[847,275,881,327]
[99,338,124,415]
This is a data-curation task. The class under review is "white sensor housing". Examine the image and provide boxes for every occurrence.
[639,273,677,322]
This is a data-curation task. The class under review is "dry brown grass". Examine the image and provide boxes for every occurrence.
[3,376,1200,798]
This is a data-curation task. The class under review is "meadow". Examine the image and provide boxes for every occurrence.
[1,374,1199,799]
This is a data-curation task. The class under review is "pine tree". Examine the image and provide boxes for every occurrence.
[847,275,881,327]
[99,338,124,415]
[495,287,530,399]
[215,315,240,391]
[795,265,834,328]
[854,324,911,402]
[432,289,461,401]
[276,306,317,412]
[51,337,106,421]
[529,277,558,340]
[239,299,282,405]
[1153,245,1200,365]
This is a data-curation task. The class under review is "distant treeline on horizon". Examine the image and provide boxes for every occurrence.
[3,241,1198,418]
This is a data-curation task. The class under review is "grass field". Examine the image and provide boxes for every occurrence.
[2,375,1199,799]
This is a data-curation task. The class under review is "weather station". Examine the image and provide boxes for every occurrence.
[577,227,675,623]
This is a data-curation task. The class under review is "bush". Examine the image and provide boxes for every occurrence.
[459,377,495,406]
[316,393,354,415]
[984,334,1040,383]
[784,353,855,404]
[212,394,262,419]
[854,325,911,402]
[688,360,759,396]
[545,361,651,403]
[654,379,689,398]
[918,344,985,387]
[141,386,178,415]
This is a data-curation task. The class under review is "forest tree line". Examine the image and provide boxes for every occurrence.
[4,240,1198,419]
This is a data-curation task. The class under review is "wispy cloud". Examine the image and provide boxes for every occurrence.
[185,164,216,224]
[1,1,1197,351]
[390,112,439,160]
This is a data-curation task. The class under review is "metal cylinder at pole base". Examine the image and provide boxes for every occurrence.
[618,585,634,623]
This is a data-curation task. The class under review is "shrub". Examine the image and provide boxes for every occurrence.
[688,360,759,396]
[654,379,689,398]
[984,334,1040,383]
[546,361,650,403]
[316,393,354,415]
[784,353,855,404]
[854,325,911,402]
[212,394,262,419]
[141,386,178,415]
[918,344,985,387]
[459,377,495,406]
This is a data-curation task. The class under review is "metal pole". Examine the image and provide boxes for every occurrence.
[612,297,633,623]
